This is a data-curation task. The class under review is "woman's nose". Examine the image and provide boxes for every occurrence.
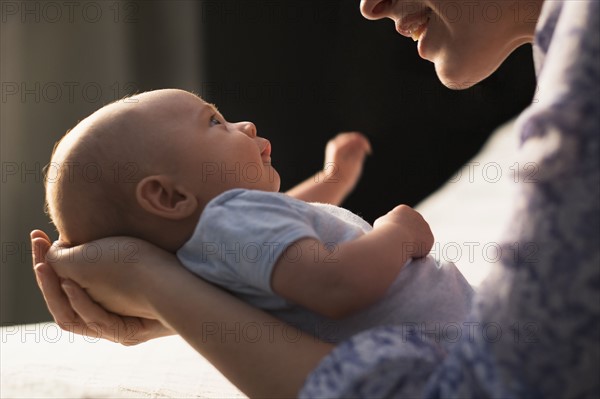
[360,0,391,20]
[237,121,257,138]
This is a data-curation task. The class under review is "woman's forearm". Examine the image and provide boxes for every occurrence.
[45,235,332,396]
[142,263,333,398]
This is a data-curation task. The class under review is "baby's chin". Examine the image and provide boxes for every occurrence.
[270,169,282,192]
[255,164,281,192]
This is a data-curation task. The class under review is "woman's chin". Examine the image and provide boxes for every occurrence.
[434,49,512,90]
[435,61,489,90]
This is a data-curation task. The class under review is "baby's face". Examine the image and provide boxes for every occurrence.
[151,89,281,200]
[46,89,281,244]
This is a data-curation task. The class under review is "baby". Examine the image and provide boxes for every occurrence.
[46,89,473,343]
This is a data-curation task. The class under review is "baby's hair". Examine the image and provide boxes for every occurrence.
[187,90,220,114]
[44,95,152,245]
[45,88,210,246]
[43,91,139,192]
[43,130,72,230]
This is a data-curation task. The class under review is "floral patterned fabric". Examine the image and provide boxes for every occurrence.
[300,0,600,397]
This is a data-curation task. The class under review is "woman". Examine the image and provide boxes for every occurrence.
[32,0,599,397]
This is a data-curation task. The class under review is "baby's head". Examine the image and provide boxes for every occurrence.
[46,89,281,250]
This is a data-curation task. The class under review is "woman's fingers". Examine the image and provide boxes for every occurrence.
[44,243,93,286]
[138,319,173,340]
[31,230,88,334]
[30,230,169,345]
[36,265,146,345]
[30,229,51,242]
[31,232,52,267]
[62,279,164,345]
[34,263,81,328]
[61,278,140,345]
[61,280,105,324]
[61,279,126,343]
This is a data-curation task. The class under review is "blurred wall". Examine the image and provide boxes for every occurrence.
[1,0,201,325]
[1,0,536,325]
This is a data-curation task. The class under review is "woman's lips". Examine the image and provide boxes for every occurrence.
[396,8,432,41]
[410,22,428,41]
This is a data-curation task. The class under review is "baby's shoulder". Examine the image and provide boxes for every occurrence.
[206,188,299,210]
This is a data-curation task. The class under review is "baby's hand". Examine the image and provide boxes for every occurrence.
[373,205,434,258]
[323,132,372,195]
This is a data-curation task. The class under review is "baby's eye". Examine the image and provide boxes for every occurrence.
[209,116,222,127]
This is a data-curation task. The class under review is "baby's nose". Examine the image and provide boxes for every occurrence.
[239,122,257,138]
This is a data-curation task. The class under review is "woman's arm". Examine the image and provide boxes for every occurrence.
[33,231,332,398]
[286,132,371,205]
[138,256,333,397]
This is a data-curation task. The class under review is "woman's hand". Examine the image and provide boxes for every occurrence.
[32,230,333,397]
[31,230,174,345]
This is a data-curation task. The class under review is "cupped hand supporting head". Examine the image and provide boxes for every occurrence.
[31,230,173,345]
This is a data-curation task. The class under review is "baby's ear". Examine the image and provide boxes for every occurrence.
[136,175,198,219]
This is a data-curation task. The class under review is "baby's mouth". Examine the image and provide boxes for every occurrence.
[260,140,272,162]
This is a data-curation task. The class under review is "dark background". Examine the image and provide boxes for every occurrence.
[199,0,536,222]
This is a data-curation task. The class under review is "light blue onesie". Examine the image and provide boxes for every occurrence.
[177,188,473,343]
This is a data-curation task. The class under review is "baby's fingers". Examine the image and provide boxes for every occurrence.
[336,132,372,154]
[348,132,372,154]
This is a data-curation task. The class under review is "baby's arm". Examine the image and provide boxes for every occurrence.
[286,132,371,205]
[271,205,433,319]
